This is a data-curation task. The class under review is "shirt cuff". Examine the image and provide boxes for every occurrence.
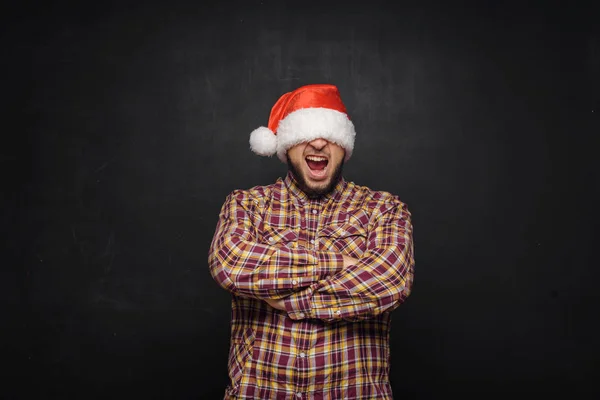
[284,286,314,320]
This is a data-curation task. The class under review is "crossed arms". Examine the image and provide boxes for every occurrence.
[208,190,415,322]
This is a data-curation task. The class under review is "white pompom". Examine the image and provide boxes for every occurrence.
[249,127,277,156]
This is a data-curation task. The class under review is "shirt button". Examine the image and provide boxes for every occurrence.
[312,209,317,214]
[292,279,298,285]
[268,237,274,242]
[298,312,305,318]
[299,352,306,358]
[296,394,302,398]
[310,239,315,244]
[336,310,341,315]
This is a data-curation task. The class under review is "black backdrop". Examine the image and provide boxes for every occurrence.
[3,0,599,398]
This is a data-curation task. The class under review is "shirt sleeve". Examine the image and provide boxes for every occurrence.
[208,190,345,300]
[284,200,415,322]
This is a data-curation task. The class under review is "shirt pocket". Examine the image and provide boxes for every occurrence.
[318,224,368,258]
[261,227,298,248]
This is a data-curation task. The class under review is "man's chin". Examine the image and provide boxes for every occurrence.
[304,179,330,194]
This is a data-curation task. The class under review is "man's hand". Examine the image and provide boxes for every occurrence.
[265,298,286,311]
[342,254,359,269]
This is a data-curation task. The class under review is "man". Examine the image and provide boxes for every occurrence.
[208,84,415,399]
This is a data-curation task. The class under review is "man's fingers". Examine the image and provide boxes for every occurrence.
[265,298,285,310]
[342,254,359,268]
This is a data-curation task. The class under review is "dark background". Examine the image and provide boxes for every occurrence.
[2,0,598,398]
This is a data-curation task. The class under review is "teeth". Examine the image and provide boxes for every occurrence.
[306,156,327,161]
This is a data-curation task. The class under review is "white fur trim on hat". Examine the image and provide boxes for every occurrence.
[275,108,356,163]
[249,126,277,156]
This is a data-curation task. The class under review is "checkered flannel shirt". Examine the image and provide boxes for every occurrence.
[209,172,415,399]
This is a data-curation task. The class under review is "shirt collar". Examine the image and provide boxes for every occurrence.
[283,171,347,205]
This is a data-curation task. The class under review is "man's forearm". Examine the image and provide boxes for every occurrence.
[264,254,358,310]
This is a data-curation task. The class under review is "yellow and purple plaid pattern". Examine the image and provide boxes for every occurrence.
[209,172,415,399]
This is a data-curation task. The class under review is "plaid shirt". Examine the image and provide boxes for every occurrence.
[209,172,415,399]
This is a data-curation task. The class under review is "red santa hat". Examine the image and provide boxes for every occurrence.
[249,84,356,163]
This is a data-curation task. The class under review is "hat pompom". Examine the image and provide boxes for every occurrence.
[249,126,277,156]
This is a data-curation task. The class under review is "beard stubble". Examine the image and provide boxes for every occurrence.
[286,154,344,199]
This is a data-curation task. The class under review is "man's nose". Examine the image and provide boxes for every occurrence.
[308,138,328,150]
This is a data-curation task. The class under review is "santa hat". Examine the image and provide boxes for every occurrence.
[249,84,356,163]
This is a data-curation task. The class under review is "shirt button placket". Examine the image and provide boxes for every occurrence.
[309,205,320,249]
[296,349,308,399]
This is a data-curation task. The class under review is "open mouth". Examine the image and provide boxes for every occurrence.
[305,155,329,179]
